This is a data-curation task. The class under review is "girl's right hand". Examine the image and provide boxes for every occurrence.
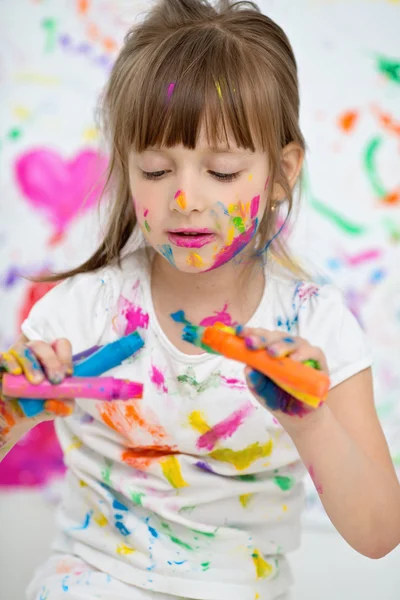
[0,337,75,443]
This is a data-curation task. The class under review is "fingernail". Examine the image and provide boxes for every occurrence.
[245,336,258,350]
[267,345,279,356]
[283,337,295,344]
[236,325,244,336]
[49,371,64,385]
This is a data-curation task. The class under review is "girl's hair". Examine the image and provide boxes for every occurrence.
[50,0,307,281]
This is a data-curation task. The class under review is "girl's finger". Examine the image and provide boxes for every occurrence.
[52,339,73,376]
[290,347,328,373]
[24,341,66,384]
[266,337,300,358]
[8,343,45,384]
[44,399,74,417]
[0,352,22,375]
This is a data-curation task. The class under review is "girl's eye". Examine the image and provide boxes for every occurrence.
[209,171,240,182]
[141,170,168,180]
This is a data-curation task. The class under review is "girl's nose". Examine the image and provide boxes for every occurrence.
[170,188,206,214]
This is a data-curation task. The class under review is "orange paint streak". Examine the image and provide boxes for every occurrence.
[121,446,176,470]
[77,0,89,15]
[338,110,359,133]
[373,106,400,138]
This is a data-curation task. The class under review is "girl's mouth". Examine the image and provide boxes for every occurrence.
[167,230,216,248]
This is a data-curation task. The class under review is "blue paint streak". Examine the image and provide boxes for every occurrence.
[69,510,93,531]
[170,310,190,325]
[159,244,175,266]
[113,499,129,511]
[61,576,70,592]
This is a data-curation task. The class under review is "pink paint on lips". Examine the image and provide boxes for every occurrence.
[168,229,215,248]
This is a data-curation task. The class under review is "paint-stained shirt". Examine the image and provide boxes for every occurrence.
[22,248,372,600]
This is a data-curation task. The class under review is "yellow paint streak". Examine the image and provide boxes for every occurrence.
[252,550,273,579]
[175,190,187,209]
[83,126,99,141]
[215,81,223,99]
[209,440,273,470]
[79,480,88,487]
[13,106,30,120]
[117,544,135,556]
[189,410,210,434]
[16,72,60,85]
[160,456,189,488]
[282,504,288,512]
[239,493,253,508]
[65,435,83,453]
[187,252,204,268]
[248,174,253,182]
[93,512,108,527]
[226,225,235,245]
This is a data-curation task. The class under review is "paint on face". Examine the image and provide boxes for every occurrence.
[158,244,175,266]
[250,195,260,219]
[206,219,258,272]
[174,189,187,210]
[187,252,204,268]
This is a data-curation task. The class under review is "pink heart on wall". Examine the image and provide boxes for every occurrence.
[14,148,109,240]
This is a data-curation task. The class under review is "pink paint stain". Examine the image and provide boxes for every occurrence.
[308,464,323,495]
[114,281,149,335]
[199,303,237,327]
[220,376,247,390]
[167,82,175,100]
[264,176,270,191]
[343,248,382,267]
[14,148,108,242]
[150,364,168,394]
[206,220,257,271]
[250,195,260,219]
[196,402,254,451]
[144,209,149,217]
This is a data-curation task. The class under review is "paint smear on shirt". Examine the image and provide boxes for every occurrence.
[220,376,247,390]
[160,455,188,488]
[273,475,295,491]
[116,544,135,556]
[188,410,210,434]
[239,493,253,508]
[209,440,273,470]
[196,403,254,451]
[113,282,149,335]
[252,550,273,579]
[150,364,168,394]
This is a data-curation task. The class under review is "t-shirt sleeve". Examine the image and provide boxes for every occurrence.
[21,269,117,354]
[297,284,373,389]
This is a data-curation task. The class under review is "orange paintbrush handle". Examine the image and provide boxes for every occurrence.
[202,327,330,401]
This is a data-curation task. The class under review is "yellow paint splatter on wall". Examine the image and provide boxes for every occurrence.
[160,455,189,488]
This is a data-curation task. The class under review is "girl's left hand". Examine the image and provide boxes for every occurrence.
[238,327,329,426]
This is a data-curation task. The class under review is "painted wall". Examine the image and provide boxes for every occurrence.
[0,0,399,526]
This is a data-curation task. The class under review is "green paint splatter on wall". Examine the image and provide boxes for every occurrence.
[8,128,22,140]
[309,197,367,235]
[363,137,387,198]
[201,562,210,571]
[376,55,400,86]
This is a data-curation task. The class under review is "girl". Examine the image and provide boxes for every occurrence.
[1,1,400,599]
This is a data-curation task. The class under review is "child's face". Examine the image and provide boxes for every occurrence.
[129,133,269,273]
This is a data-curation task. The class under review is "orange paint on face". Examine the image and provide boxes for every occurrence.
[174,189,187,210]
[187,252,204,268]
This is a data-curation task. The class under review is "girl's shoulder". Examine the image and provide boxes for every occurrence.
[20,248,150,353]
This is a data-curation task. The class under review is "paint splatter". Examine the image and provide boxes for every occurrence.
[174,189,187,210]
[252,550,273,579]
[117,544,135,556]
[250,195,260,219]
[130,491,145,505]
[220,376,247,390]
[160,456,188,488]
[309,197,367,235]
[364,137,400,204]
[42,18,58,53]
[239,493,253,507]
[114,284,149,335]
[308,464,323,495]
[150,364,168,394]
[161,523,193,551]
[376,55,400,86]
[373,106,400,138]
[199,303,236,327]
[187,252,204,268]
[273,475,294,491]
[158,244,175,266]
[189,411,210,434]
[209,440,273,470]
[69,510,93,531]
[338,109,359,133]
[207,220,258,271]
[196,403,254,451]
[177,367,221,394]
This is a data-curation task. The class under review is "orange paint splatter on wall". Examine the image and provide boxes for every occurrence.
[338,110,359,133]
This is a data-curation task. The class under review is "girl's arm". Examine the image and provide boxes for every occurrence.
[286,367,400,558]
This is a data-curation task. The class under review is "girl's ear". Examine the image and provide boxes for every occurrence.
[272,142,304,200]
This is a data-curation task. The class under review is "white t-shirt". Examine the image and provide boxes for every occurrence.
[22,248,372,600]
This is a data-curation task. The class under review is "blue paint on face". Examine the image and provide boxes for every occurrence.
[158,244,175,266]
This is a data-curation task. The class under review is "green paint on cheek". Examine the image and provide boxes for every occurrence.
[144,220,151,232]
[232,216,246,233]
[273,475,294,491]
[131,491,145,505]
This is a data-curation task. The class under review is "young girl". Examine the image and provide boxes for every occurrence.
[1,1,400,599]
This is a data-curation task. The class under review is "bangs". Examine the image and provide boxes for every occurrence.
[113,27,277,155]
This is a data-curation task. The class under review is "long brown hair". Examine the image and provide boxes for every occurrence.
[48,0,307,282]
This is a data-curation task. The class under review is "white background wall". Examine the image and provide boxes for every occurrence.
[1,0,399,598]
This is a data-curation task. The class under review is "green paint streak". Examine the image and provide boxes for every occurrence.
[201,562,210,571]
[161,523,193,551]
[42,18,58,53]
[192,529,216,538]
[130,491,145,506]
[101,460,112,486]
[310,197,367,235]
[232,216,246,233]
[236,474,257,481]
[383,218,400,243]
[364,137,387,198]
[273,475,294,491]
[376,55,400,86]
[144,220,151,232]
[392,454,400,466]
[177,367,220,393]
[8,128,22,140]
